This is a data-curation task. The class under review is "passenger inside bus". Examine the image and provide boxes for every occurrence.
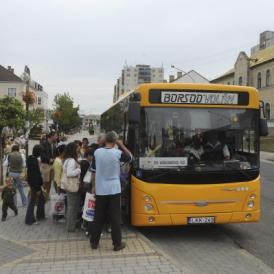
[202,132,230,161]
[184,135,204,163]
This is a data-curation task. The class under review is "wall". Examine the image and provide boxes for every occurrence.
[0,81,25,103]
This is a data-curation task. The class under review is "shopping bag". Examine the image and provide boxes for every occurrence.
[82,193,95,222]
[50,194,65,216]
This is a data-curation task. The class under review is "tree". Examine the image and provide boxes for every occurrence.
[0,96,26,184]
[0,96,26,131]
[28,108,45,139]
[52,93,81,133]
[28,108,45,128]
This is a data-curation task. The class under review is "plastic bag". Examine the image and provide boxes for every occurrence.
[82,193,95,222]
[50,194,65,216]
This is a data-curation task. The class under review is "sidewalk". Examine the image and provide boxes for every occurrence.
[0,193,185,274]
[260,151,274,162]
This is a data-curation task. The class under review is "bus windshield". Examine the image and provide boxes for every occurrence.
[139,107,259,172]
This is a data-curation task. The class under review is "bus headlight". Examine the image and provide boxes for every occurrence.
[144,203,154,211]
[247,200,255,208]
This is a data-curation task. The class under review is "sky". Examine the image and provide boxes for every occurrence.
[0,0,273,114]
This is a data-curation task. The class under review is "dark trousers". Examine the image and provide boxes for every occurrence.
[2,201,17,219]
[90,193,122,247]
[25,187,45,225]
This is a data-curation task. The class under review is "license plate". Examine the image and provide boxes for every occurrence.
[188,216,215,224]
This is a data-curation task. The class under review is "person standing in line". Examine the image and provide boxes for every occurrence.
[1,177,18,221]
[53,144,66,194]
[90,131,132,251]
[63,142,81,232]
[7,144,27,207]
[40,131,58,195]
[25,145,45,225]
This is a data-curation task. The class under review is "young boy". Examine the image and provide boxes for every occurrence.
[1,177,18,222]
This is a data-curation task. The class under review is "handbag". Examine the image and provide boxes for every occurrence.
[61,160,80,193]
[83,170,92,184]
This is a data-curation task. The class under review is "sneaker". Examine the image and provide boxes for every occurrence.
[106,227,112,233]
[33,222,40,225]
[1,218,6,222]
[113,242,126,252]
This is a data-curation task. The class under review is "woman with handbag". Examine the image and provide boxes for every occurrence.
[62,142,81,232]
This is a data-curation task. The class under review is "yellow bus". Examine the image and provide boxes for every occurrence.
[101,83,268,226]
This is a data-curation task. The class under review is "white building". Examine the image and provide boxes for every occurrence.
[113,64,164,102]
[0,64,49,130]
[251,31,274,54]
[81,114,100,133]
[0,65,26,102]
[169,70,209,83]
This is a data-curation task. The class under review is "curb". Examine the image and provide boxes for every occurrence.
[136,230,193,274]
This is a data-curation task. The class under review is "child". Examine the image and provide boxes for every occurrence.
[1,177,18,221]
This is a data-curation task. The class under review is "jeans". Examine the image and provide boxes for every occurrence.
[25,187,45,225]
[9,172,27,207]
[90,194,122,247]
[66,192,80,232]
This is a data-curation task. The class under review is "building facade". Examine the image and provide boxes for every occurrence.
[211,31,274,120]
[81,114,100,133]
[0,65,26,102]
[0,65,49,130]
[169,70,209,83]
[113,64,164,102]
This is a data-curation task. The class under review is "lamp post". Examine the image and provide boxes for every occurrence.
[22,66,31,157]
[171,65,195,82]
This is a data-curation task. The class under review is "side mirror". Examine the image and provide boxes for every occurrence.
[128,102,140,124]
[259,118,268,136]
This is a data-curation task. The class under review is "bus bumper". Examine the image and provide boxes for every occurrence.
[131,210,260,226]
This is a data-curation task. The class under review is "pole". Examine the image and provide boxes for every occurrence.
[25,80,30,157]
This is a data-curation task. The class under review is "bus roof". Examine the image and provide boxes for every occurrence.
[110,83,259,111]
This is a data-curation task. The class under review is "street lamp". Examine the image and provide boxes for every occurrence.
[171,65,195,82]
[22,67,31,157]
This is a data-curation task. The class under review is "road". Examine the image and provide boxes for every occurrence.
[141,161,274,273]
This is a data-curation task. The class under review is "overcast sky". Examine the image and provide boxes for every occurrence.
[1,0,273,114]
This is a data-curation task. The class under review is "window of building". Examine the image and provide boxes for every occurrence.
[8,88,16,97]
[38,97,42,105]
[257,72,262,89]
[238,77,242,86]
[266,69,271,87]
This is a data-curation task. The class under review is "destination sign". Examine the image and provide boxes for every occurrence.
[161,91,238,105]
[139,157,188,170]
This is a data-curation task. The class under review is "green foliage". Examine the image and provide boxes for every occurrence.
[52,93,81,133]
[28,108,45,128]
[0,96,26,131]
